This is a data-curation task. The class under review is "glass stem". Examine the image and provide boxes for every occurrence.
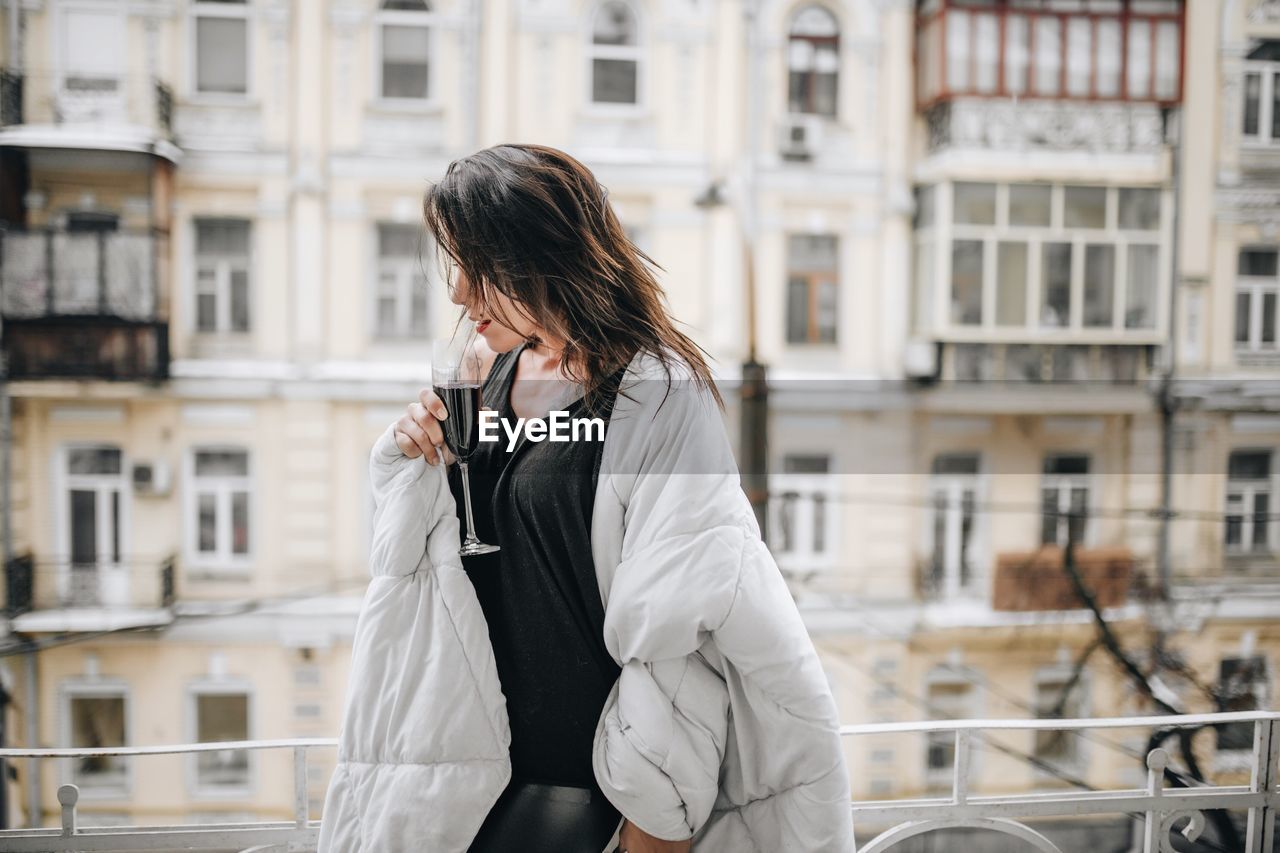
[458,460,481,544]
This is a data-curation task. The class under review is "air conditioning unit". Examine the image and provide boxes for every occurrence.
[779,115,821,162]
[903,338,939,380]
[132,460,172,497]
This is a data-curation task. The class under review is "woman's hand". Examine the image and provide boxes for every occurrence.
[617,820,692,853]
[393,388,451,465]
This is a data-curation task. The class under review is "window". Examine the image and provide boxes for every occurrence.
[193,0,248,95]
[374,224,430,338]
[65,688,128,793]
[378,0,432,101]
[924,675,974,787]
[786,234,839,344]
[788,6,839,117]
[1225,450,1272,555]
[1041,453,1090,547]
[194,219,251,334]
[772,454,835,571]
[1236,248,1280,354]
[589,2,640,106]
[1242,42,1280,145]
[916,0,1183,105]
[1034,668,1087,770]
[188,449,252,569]
[928,453,981,599]
[932,181,1163,334]
[62,446,127,607]
[1216,656,1269,752]
[192,687,251,793]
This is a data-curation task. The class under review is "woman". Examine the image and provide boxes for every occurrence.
[319,145,853,853]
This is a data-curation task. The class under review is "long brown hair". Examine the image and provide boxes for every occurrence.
[423,144,723,410]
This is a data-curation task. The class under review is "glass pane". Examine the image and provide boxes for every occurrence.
[382,61,429,99]
[1253,492,1271,549]
[198,493,217,553]
[1006,15,1029,95]
[812,494,827,552]
[195,450,249,478]
[1264,292,1277,345]
[1066,18,1091,96]
[1225,513,1242,547]
[947,10,971,91]
[1244,72,1262,136]
[230,270,249,332]
[932,453,980,476]
[914,241,933,333]
[1229,450,1271,480]
[594,1,637,45]
[1118,188,1160,230]
[196,17,247,94]
[1084,244,1116,327]
[196,220,250,257]
[1127,21,1151,99]
[789,234,839,271]
[784,454,831,474]
[959,490,975,585]
[1154,20,1180,101]
[377,295,398,336]
[1040,242,1072,328]
[1068,486,1088,544]
[975,13,999,92]
[111,490,120,564]
[1044,453,1090,475]
[1125,245,1158,329]
[951,240,984,325]
[196,693,250,787]
[411,279,430,336]
[817,279,838,343]
[1033,17,1061,96]
[70,696,127,787]
[1064,186,1106,228]
[1273,72,1280,140]
[996,242,1028,326]
[68,447,122,476]
[232,492,249,555]
[70,490,97,565]
[382,24,430,61]
[916,186,936,228]
[786,278,809,343]
[379,224,420,259]
[592,58,638,104]
[1236,291,1251,345]
[812,69,838,117]
[1096,19,1121,97]
[1041,486,1059,545]
[953,182,996,225]
[196,267,218,295]
[197,293,217,332]
[1009,184,1051,227]
[1239,249,1280,277]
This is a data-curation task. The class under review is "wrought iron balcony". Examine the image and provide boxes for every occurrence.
[0,712,1272,851]
[4,555,176,630]
[0,70,174,143]
[0,228,170,381]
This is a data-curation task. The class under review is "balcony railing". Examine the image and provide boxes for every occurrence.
[0,712,1272,851]
[4,555,176,618]
[0,228,170,380]
[0,70,174,140]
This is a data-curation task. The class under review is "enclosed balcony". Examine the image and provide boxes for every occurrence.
[915,0,1184,154]
[0,226,170,381]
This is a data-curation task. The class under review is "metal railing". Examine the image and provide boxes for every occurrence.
[0,70,174,138]
[0,229,161,322]
[0,712,1273,851]
[4,556,177,615]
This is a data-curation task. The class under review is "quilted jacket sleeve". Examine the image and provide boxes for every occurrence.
[592,375,852,849]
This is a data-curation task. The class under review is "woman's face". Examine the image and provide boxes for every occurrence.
[449,267,538,353]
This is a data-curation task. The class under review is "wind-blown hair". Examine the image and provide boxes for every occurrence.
[423,143,723,410]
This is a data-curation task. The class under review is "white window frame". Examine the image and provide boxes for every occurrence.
[60,680,132,799]
[1040,453,1092,548]
[786,4,841,120]
[1235,249,1280,354]
[371,223,431,339]
[923,667,983,791]
[184,446,254,574]
[927,454,985,600]
[585,0,645,114]
[189,0,252,100]
[52,443,131,608]
[187,680,255,799]
[1031,665,1091,778]
[1242,60,1280,147]
[1225,449,1274,555]
[920,181,1167,341]
[373,2,438,108]
[192,218,252,336]
[770,453,838,574]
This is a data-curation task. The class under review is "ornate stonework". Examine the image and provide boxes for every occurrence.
[927,99,1166,154]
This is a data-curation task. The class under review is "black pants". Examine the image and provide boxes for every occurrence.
[469,780,623,853]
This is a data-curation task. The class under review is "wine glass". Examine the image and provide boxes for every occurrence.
[432,328,500,557]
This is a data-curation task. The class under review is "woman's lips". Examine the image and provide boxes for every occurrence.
[476,319,491,333]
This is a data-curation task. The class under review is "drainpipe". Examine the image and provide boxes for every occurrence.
[22,649,36,828]
[1156,105,1181,606]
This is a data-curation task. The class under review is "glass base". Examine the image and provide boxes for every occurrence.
[460,540,500,557]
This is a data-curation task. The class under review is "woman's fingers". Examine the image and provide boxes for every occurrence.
[409,402,446,450]
[394,414,433,461]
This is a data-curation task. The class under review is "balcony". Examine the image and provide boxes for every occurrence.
[992,546,1133,612]
[0,228,170,381]
[0,70,176,160]
[0,711,1272,851]
[4,554,176,633]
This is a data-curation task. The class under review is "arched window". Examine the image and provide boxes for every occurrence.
[378,0,432,101]
[589,1,641,106]
[788,5,839,117]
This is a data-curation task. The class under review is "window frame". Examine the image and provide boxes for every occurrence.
[187,679,256,799]
[1224,449,1274,556]
[189,0,253,100]
[785,232,841,346]
[184,446,254,574]
[1040,453,1092,549]
[60,680,132,799]
[1215,655,1271,761]
[787,4,841,119]
[373,1,438,108]
[1235,248,1280,354]
[770,452,838,573]
[371,223,431,340]
[1241,58,1280,146]
[192,218,253,336]
[585,0,645,113]
[926,452,985,600]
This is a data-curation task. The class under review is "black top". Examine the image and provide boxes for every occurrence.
[448,343,624,789]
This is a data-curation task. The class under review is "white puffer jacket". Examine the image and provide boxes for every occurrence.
[318,350,854,852]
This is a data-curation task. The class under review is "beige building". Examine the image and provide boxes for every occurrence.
[0,0,1274,845]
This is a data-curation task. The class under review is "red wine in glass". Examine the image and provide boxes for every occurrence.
[433,383,482,461]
